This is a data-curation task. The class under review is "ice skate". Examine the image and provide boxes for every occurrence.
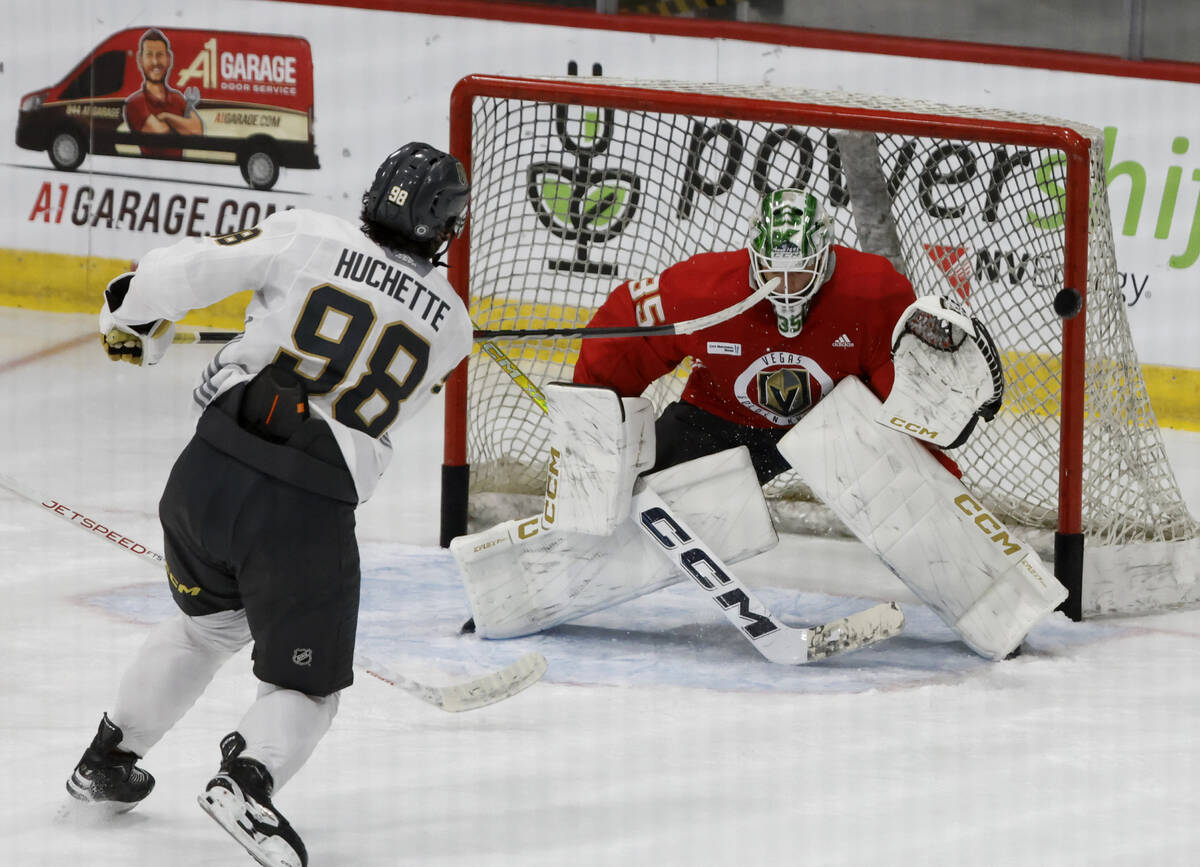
[198,732,307,867]
[65,713,155,814]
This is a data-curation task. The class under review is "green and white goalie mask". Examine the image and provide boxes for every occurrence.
[748,188,833,337]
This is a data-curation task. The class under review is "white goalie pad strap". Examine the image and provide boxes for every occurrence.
[878,295,1004,449]
[540,383,655,535]
[779,376,1065,659]
[451,446,777,639]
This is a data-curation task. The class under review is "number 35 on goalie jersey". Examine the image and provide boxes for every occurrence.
[126,209,473,502]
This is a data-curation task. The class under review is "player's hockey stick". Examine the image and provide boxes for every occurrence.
[172,330,241,345]
[477,343,905,664]
[170,278,781,346]
[355,651,547,713]
[0,472,546,711]
[481,342,549,412]
[473,276,779,340]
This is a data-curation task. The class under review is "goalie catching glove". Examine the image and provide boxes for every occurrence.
[878,294,1004,449]
[99,272,175,366]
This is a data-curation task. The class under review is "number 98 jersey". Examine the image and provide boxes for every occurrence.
[109,208,473,502]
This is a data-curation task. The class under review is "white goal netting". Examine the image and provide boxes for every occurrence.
[451,77,1200,617]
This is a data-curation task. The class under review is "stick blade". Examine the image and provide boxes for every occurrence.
[362,652,548,712]
[436,651,549,712]
[805,602,904,661]
[434,648,549,710]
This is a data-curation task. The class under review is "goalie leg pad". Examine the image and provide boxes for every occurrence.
[451,446,777,638]
[540,383,655,535]
[778,376,1065,660]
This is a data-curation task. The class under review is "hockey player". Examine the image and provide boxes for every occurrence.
[65,142,472,867]
[573,186,947,481]
[454,187,1067,662]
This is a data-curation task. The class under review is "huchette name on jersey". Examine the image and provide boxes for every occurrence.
[333,248,454,331]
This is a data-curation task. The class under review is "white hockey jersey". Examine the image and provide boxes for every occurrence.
[110,208,473,503]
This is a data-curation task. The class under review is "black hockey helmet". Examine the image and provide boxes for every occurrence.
[362,142,469,258]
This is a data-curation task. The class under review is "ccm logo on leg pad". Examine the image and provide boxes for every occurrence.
[954,493,1023,556]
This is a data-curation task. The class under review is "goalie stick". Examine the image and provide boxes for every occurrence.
[0,472,546,712]
[171,278,781,346]
[634,485,902,663]
[478,342,905,664]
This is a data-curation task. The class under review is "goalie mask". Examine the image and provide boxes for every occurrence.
[748,188,833,337]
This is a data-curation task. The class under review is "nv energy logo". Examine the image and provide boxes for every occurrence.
[526,83,640,275]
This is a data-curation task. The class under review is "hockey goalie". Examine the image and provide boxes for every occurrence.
[452,187,1067,662]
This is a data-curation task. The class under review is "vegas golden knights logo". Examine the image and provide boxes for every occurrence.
[756,368,812,417]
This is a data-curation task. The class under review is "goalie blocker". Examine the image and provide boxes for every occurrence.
[539,382,656,536]
[778,376,1066,659]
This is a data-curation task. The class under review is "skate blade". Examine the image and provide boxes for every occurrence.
[198,789,303,867]
[55,794,138,824]
[58,776,143,823]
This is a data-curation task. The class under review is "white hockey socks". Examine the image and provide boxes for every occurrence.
[112,610,252,756]
[777,376,1066,659]
[110,609,337,786]
[453,446,777,638]
[236,684,339,792]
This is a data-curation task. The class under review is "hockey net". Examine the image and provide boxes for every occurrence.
[442,74,1200,618]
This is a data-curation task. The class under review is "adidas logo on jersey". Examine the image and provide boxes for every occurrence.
[832,334,855,348]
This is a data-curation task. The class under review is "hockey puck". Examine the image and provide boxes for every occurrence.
[1053,288,1083,319]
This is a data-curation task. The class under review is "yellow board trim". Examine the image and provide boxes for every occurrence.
[0,248,250,330]
[3,247,1197,431]
[1143,363,1200,432]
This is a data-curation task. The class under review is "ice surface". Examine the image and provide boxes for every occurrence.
[3,309,1200,866]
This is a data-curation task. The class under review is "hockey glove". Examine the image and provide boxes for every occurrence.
[99,272,176,366]
[877,294,1005,449]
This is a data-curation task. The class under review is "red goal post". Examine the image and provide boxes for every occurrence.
[441,73,1200,620]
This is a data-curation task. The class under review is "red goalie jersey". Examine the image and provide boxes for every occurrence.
[574,246,916,429]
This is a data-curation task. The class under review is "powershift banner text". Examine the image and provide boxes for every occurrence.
[1,0,1197,369]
